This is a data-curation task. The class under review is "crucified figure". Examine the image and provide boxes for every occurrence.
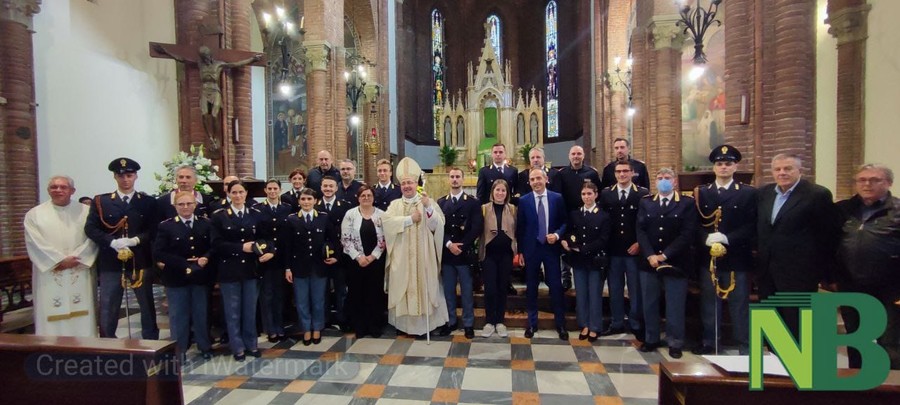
[153,44,262,146]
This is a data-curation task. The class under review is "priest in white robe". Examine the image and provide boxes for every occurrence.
[382,157,449,335]
[24,175,98,337]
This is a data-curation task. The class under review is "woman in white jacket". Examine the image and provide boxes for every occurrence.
[341,185,387,337]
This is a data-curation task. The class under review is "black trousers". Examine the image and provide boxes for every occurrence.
[346,259,387,336]
[481,251,512,325]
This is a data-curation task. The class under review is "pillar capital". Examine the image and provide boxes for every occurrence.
[826,4,871,45]
[303,40,332,72]
[647,16,687,51]
[0,0,41,30]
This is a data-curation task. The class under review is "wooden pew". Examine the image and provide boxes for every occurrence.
[0,333,183,405]
[0,256,33,331]
[659,361,900,404]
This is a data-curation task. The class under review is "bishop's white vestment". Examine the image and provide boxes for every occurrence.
[382,195,448,335]
[24,201,98,337]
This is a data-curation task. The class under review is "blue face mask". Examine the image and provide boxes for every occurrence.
[656,179,674,194]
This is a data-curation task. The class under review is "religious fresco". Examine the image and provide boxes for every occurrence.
[546,1,559,139]
[681,27,725,170]
[267,6,307,178]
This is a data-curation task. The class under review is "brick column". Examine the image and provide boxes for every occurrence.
[334,46,347,161]
[228,0,254,177]
[723,0,758,176]
[647,17,686,178]
[826,1,871,199]
[174,0,213,155]
[304,41,332,166]
[0,0,41,256]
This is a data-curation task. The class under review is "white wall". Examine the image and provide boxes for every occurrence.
[403,141,440,170]
[33,0,179,199]
[815,0,837,192]
[865,0,900,189]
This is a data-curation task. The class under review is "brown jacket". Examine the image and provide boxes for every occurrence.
[479,202,517,261]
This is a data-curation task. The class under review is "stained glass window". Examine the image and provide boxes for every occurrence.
[546,1,559,138]
[432,9,445,140]
[487,14,502,62]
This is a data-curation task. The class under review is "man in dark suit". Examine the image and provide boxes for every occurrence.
[307,150,341,196]
[84,157,159,339]
[336,159,364,206]
[315,176,352,330]
[516,146,552,198]
[598,160,649,339]
[600,138,650,189]
[636,168,698,359]
[156,165,211,221]
[517,168,569,340]
[437,168,483,338]
[153,191,213,359]
[281,168,307,212]
[476,143,518,204]
[373,159,402,211]
[757,153,841,338]
[693,146,757,355]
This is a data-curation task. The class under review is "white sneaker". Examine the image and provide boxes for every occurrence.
[495,323,508,338]
[481,323,495,338]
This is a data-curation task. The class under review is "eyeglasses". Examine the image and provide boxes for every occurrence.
[855,177,886,185]
[175,202,197,207]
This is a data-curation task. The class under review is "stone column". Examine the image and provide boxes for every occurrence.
[304,41,332,166]
[827,1,871,199]
[333,46,347,161]
[0,0,41,256]
[647,16,686,176]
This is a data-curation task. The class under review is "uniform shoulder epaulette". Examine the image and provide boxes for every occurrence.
[607,184,617,190]
[249,207,261,213]
[137,191,149,197]
[212,207,225,214]
[161,217,175,223]
[589,166,599,174]
[642,193,654,199]
[633,158,646,164]
[633,184,648,192]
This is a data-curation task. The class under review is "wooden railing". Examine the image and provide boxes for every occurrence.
[0,256,32,325]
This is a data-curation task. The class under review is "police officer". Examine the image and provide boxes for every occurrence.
[550,145,602,290]
[315,176,352,330]
[156,165,211,221]
[476,143,518,204]
[281,168,308,212]
[207,175,239,214]
[153,191,213,359]
[84,157,159,339]
[693,145,757,355]
[600,138,650,189]
[285,189,339,345]
[437,168,483,338]
[598,160,649,340]
[636,168,698,359]
[373,159,402,212]
[255,179,293,342]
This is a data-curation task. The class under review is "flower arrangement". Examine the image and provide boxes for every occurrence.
[154,144,220,195]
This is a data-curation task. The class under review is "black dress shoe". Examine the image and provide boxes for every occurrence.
[600,327,626,336]
[438,324,452,336]
[692,345,715,355]
[579,330,590,340]
[247,349,262,358]
[669,347,683,359]
[588,333,598,342]
[302,335,312,346]
[557,328,569,341]
[312,335,322,345]
[267,335,279,343]
[464,327,474,339]
[639,342,660,352]
[524,328,535,339]
[631,328,646,343]
[233,353,246,361]
[507,284,518,296]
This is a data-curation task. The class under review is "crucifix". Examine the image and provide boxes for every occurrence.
[149,38,265,159]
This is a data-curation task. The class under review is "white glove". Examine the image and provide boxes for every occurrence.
[705,232,728,246]
[124,237,140,247]
[110,238,128,250]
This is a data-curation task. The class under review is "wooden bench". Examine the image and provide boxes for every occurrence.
[0,256,33,333]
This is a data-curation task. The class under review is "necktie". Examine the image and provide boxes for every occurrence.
[718,187,726,194]
[122,195,130,204]
[326,203,332,211]
[185,220,192,229]
[497,166,502,174]
[452,196,458,204]
[237,210,244,219]
[306,214,311,224]
[662,198,669,208]
[620,190,627,204]
[537,195,547,243]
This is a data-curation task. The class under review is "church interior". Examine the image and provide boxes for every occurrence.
[1,0,899,403]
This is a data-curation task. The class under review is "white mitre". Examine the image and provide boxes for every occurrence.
[395,157,422,182]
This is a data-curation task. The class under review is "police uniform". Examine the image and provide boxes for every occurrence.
[693,145,757,354]
[157,191,211,221]
[550,163,602,290]
[601,157,650,189]
[437,192,483,335]
[153,215,213,356]
[336,179,364,207]
[476,164,518,204]
[84,157,159,339]
[284,210,337,335]
[210,204,265,357]
[315,197,351,327]
[636,191,698,356]
[373,182,402,212]
[254,199,293,339]
[563,205,611,336]
[599,183,650,336]
[281,188,307,212]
